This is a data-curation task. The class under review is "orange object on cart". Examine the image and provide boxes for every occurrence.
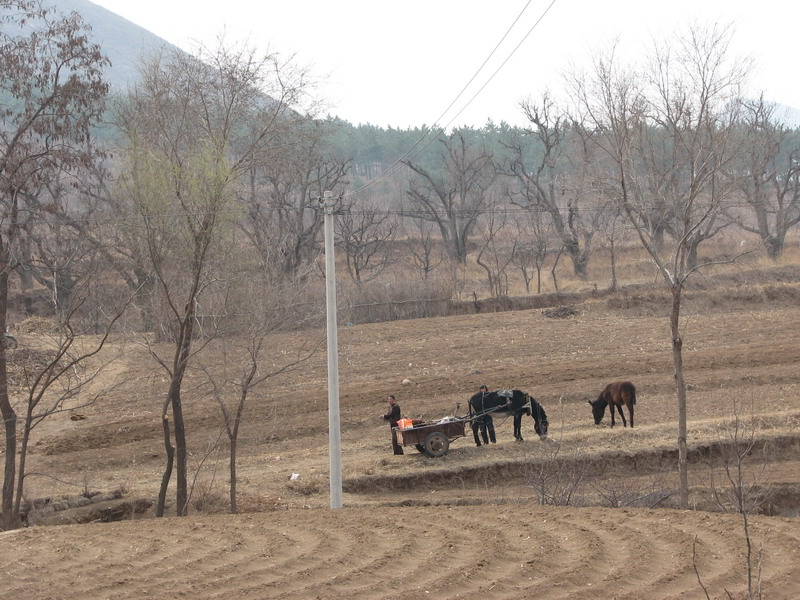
[396,418,414,429]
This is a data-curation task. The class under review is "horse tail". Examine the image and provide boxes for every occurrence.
[629,383,637,405]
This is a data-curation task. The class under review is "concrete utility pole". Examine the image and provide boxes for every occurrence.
[320,191,343,509]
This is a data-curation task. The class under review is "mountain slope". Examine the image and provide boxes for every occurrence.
[54,0,180,90]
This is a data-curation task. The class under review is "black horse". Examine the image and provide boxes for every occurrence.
[468,389,548,443]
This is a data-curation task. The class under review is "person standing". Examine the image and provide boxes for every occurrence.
[472,385,497,446]
[382,394,404,455]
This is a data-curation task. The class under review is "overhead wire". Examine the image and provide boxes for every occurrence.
[346,0,559,198]
[432,0,558,134]
[17,198,795,226]
[24,2,559,230]
[15,1,793,226]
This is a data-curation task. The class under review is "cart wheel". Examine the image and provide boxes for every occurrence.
[423,431,449,457]
[415,444,426,454]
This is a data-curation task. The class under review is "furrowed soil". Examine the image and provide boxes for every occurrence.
[2,265,800,599]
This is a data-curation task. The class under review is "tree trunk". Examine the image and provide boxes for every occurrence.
[169,379,188,516]
[764,235,784,260]
[134,268,157,332]
[671,285,689,508]
[0,267,18,530]
[454,233,468,265]
[686,243,699,271]
[170,309,198,517]
[609,238,618,291]
[156,414,174,517]
[651,220,666,252]
[550,247,564,293]
[13,405,34,520]
[229,438,238,514]
[17,267,36,316]
[565,237,589,279]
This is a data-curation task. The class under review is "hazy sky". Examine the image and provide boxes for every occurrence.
[88,0,798,128]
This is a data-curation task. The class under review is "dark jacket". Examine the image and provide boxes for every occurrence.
[383,402,401,427]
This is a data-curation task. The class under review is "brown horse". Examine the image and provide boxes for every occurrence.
[588,381,636,428]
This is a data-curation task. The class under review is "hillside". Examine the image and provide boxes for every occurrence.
[56,0,180,90]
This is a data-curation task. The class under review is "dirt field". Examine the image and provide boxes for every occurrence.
[2,263,800,599]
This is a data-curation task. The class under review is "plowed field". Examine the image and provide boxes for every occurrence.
[2,270,800,599]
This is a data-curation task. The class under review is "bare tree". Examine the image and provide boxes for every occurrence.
[573,24,750,507]
[13,175,113,315]
[512,209,554,294]
[708,397,767,600]
[549,243,566,293]
[502,93,600,278]
[12,286,129,522]
[0,0,109,530]
[335,194,397,284]
[114,41,313,517]
[191,260,323,514]
[729,96,800,259]
[475,208,518,297]
[402,129,496,264]
[240,118,350,278]
[201,331,319,513]
[402,218,446,281]
[591,475,673,509]
[596,201,631,291]
[80,153,161,332]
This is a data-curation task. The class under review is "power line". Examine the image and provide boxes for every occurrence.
[346,0,559,198]
[16,199,798,226]
[435,0,558,132]
[428,0,542,133]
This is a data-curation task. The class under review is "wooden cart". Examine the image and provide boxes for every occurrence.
[394,419,467,457]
